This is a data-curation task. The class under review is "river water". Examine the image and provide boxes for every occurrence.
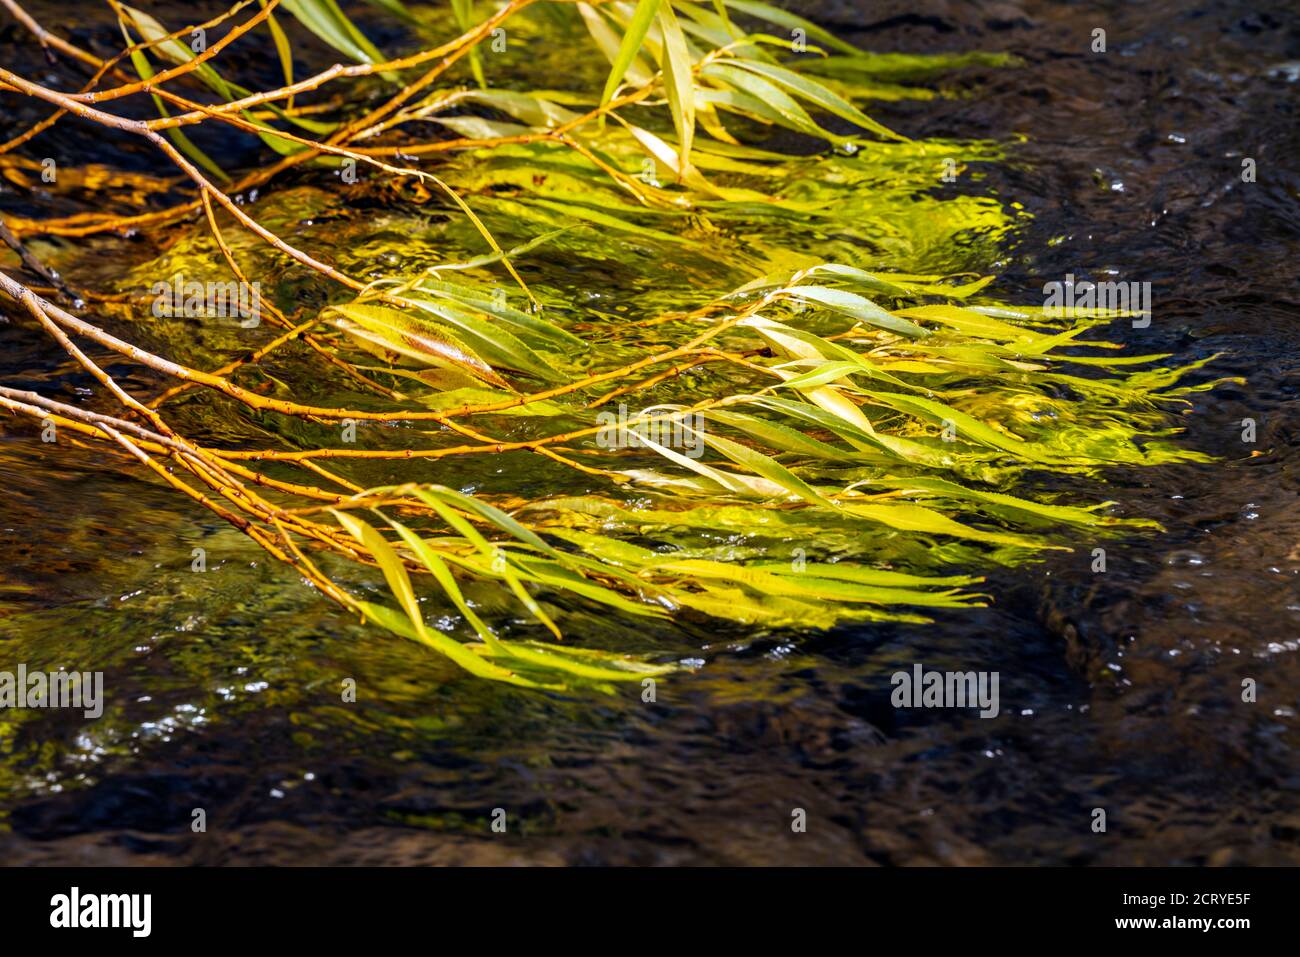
[1,0,1298,864]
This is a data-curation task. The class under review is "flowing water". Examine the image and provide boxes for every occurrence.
[1,0,1298,864]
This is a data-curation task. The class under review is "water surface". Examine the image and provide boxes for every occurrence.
[1,0,1298,864]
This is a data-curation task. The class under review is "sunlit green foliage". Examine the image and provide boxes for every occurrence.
[97,0,1227,690]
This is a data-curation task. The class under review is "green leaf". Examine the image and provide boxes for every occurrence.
[411,280,587,350]
[363,0,417,23]
[261,2,296,104]
[383,514,509,654]
[705,409,852,459]
[410,489,563,639]
[727,58,904,141]
[657,2,696,173]
[783,285,930,338]
[701,61,823,138]
[693,426,840,507]
[281,0,398,81]
[721,0,862,55]
[599,0,662,108]
[125,49,231,184]
[398,295,567,382]
[327,302,512,389]
[580,2,654,84]
[331,510,537,685]
[450,0,487,88]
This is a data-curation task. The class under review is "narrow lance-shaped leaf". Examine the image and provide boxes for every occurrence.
[281,0,399,81]
[119,42,230,183]
[260,1,296,109]
[599,0,661,108]
[330,510,536,684]
[721,0,863,55]
[727,58,906,141]
[327,302,512,389]
[411,489,563,639]
[657,1,697,175]
[450,0,487,88]
[383,514,510,655]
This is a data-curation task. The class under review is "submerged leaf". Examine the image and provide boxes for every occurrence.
[327,302,512,389]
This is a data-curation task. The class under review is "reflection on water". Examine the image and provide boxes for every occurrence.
[2,0,1299,864]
